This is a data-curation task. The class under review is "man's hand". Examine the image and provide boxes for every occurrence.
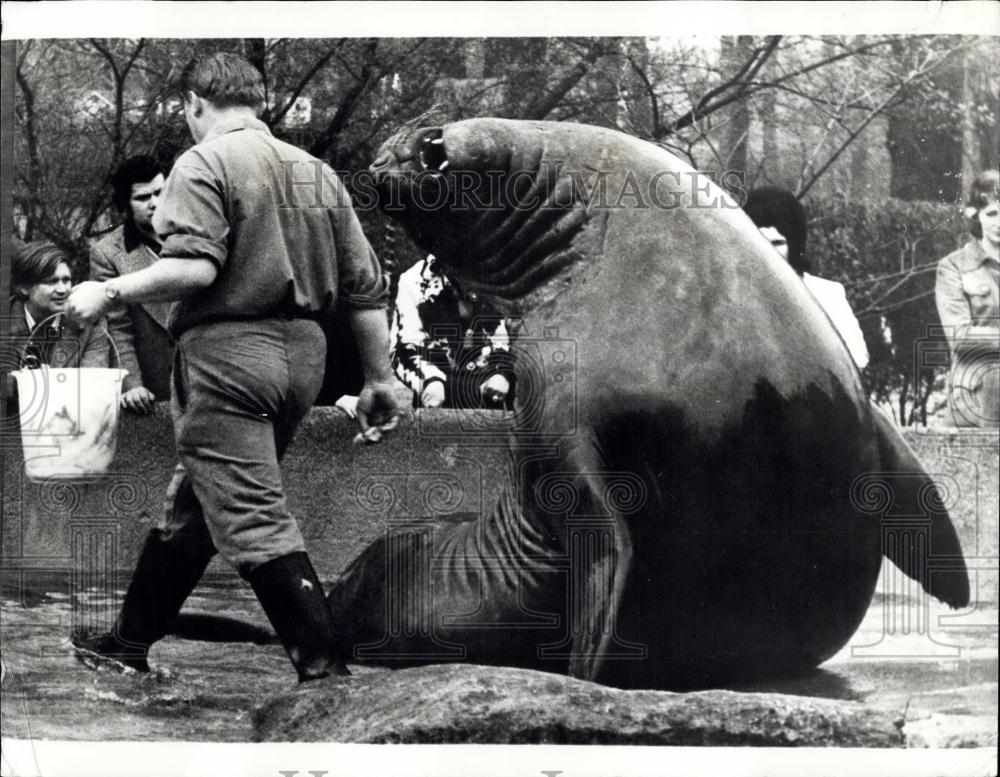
[66,281,112,326]
[121,386,156,415]
[480,374,510,406]
[421,380,446,408]
[334,394,359,419]
[353,379,401,444]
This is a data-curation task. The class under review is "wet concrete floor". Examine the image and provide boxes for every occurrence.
[1,564,996,746]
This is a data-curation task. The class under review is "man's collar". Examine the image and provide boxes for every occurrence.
[23,305,60,332]
[123,219,161,254]
[202,115,271,144]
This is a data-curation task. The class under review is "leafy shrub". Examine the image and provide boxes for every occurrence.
[807,194,967,424]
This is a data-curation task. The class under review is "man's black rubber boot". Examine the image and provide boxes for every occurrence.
[246,551,351,682]
[72,529,213,673]
[72,630,152,673]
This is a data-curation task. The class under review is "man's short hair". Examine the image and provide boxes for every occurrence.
[743,186,812,275]
[965,169,1000,240]
[180,52,266,110]
[110,155,163,212]
[12,242,70,298]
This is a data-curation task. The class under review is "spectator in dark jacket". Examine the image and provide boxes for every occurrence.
[90,155,172,414]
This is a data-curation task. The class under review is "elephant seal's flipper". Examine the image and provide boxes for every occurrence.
[872,408,971,609]
[564,513,637,684]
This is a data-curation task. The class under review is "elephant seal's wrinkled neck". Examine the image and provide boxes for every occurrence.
[371,120,611,317]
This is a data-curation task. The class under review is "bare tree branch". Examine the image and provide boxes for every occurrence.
[626,55,663,137]
[308,40,381,162]
[662,36,780,136]
[796,43,964,197]
[265,42,344,128]
[121,38,146,82]
[661,36,910,138]
[15,58,44,242]
[519,41,610,120]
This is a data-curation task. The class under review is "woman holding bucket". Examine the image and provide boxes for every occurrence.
[3,242,111,404]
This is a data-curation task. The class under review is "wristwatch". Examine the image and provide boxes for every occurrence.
[104,282,121,302]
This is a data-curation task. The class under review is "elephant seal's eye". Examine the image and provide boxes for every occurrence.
[419,128,447,172]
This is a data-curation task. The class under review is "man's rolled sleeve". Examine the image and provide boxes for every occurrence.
[339,244,389,310]
[329,177,388,310]
[155,162,230,268]
[89,241,143,391]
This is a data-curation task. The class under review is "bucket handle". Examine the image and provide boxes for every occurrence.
[18,312,123,371]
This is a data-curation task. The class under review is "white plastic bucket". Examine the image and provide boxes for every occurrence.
[13,366,128,481]
[12,316,127,481]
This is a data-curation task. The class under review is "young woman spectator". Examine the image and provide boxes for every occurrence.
[935,170,1000,428]
[745,186,870,369]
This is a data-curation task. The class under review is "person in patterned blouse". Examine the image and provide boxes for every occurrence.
[391,254,515,410]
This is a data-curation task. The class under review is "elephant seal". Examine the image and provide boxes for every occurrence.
[328,119,970,689]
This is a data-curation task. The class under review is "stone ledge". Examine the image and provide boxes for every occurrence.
[253,663,905,746]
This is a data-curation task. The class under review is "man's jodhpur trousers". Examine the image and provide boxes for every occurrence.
[158,318,327,576]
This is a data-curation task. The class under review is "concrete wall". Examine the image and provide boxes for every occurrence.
[1,403,509,592]
[2,407,996,607]
[902,427,999,607]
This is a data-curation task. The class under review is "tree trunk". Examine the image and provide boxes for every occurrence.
[898,371,909,426]
[849,133,869,199]
[15,57,43,242]
[520,42,607,121]
[243,39,267,80]
[759,85,777,186]
[919,374,931,426]
[960,48,979,189]
[308,41,380,165]
[719,36,754,179]
[464,39,485,79]
[621,39,652,132]
[972,49,1000,173]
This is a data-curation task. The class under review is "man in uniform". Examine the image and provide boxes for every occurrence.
[90,155,173,413]
[67,52,399,683]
